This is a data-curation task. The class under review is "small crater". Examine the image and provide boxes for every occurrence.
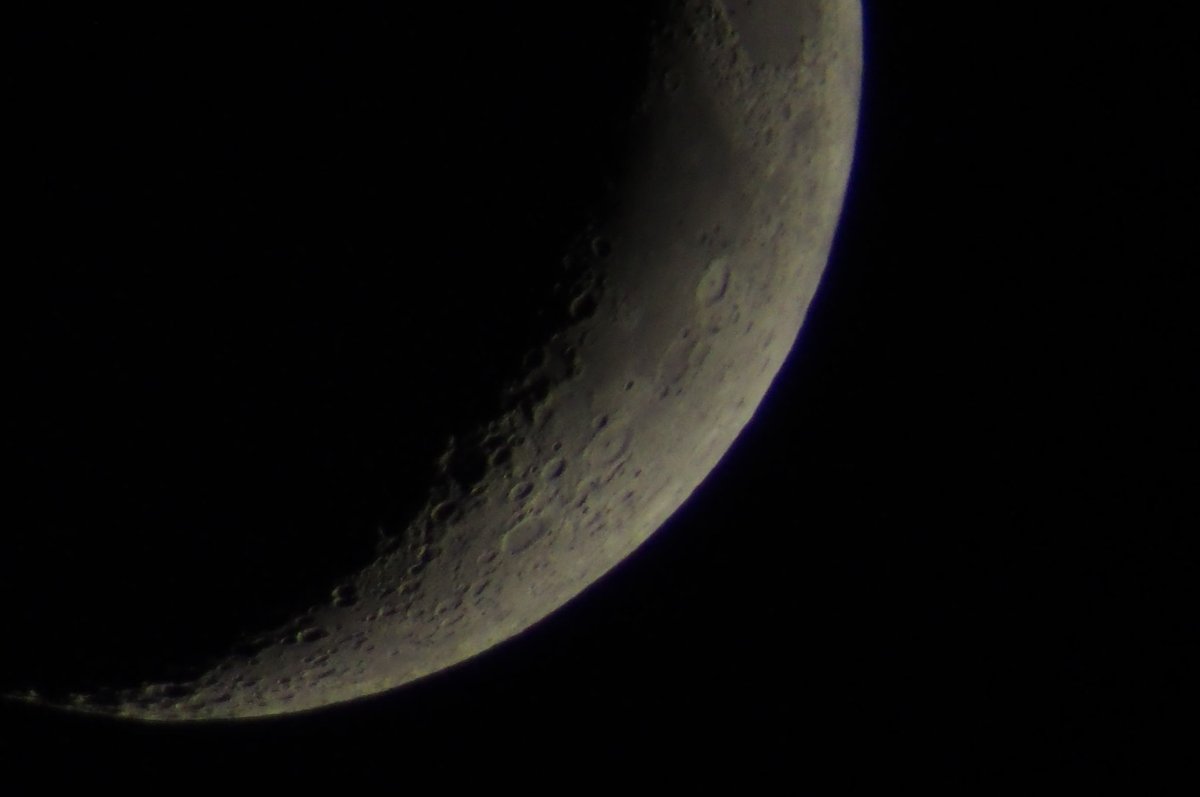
[508,481,534,502]
[488,445,513,468]
[408,543,434,572]
[504,518,549,556]
[591,236,612,258]
[331,583,358,608]
[588,419,633,466]
[658,332,711,387]
[141,682,191,700]
[371,605,398,620]
[542,457,566,481]
[696,258,731,306]
[569,290,599,320]
[430,500,459,524]
[480,433,506,453]
[295,627,329,644]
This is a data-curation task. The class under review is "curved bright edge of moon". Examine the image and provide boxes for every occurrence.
[17,0,862,720]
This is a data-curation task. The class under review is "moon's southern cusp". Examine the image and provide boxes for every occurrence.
[21,0,862,719]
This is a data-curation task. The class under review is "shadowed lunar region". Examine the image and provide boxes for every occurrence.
[3,0,861,719]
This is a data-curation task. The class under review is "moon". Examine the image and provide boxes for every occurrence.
[7,0,861,719]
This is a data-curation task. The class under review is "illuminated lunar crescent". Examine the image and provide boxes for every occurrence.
[12,0,861,719]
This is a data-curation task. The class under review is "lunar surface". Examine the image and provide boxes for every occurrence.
[5,0,861,719]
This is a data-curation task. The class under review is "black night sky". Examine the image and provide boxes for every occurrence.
[2,3,1195,785]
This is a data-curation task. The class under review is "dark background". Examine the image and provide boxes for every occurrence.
[2,2,1196,784]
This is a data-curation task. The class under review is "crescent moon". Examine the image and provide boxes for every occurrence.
[10,0,861,719]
